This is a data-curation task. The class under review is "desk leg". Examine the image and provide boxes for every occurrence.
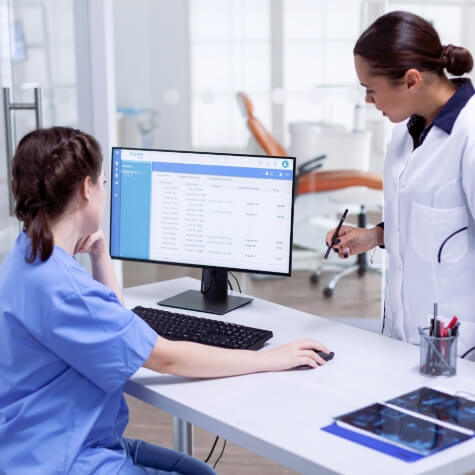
[173,417,194,455]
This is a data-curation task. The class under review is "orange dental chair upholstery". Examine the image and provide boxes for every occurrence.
[236,91,383,297]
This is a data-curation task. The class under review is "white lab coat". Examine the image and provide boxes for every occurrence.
[382,96,475,357]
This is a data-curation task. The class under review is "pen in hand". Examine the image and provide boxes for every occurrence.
[322,208,349,264]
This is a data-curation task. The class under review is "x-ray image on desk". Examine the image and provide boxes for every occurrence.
[387,387,475,432]
[336,403,471,455]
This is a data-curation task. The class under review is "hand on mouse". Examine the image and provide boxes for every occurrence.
[260,339,331,371]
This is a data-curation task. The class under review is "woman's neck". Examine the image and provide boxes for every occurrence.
[50,211,82,255]
[417,76,457,127]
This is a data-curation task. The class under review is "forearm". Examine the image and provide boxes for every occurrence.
[91,252,124,304]
[144,338,268,378]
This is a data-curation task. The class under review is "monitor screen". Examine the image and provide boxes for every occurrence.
[110,148,295,277]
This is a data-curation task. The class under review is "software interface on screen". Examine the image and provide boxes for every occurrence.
[110,148,295,275]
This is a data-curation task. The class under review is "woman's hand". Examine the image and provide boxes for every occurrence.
[74,230,107,260]
[74,229,124,303]
[260,338,331,370]
[325,225,383,258]
[145,338,332,377]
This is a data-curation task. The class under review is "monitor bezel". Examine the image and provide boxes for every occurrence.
[109,146,296,277]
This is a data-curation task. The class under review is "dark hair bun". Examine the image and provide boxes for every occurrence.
[442,44,473,75]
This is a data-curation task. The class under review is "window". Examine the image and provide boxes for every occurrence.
[189,0,473,149]
[190,0,363,148]
[283,0,363,143]
[190,0,271,148]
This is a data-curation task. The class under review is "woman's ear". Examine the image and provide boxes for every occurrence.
[80,176,93,202]
[404,68,423,93]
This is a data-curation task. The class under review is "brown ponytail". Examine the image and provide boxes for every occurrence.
[354,11,473,80]
[12,127,103,263]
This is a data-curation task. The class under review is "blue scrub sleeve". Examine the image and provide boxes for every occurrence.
[43,284,158,393]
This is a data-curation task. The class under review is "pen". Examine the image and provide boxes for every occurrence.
[447,316,458,329]
[322,208,349,263]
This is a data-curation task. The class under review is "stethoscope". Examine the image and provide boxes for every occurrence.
[437,226,468,263]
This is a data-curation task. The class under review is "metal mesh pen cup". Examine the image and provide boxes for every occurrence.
[419,327,457,377]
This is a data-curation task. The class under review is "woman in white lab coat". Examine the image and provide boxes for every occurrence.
[327,11,475,359]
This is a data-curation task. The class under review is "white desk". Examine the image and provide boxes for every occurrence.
[124,277,475,475]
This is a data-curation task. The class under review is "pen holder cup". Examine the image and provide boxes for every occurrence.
[419,327,457,377]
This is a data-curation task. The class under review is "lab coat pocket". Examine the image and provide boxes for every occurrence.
[410,202,469,264]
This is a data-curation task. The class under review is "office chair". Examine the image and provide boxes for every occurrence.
[236,91,383,297]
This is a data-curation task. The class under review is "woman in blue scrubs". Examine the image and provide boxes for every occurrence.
[0,127,329,474]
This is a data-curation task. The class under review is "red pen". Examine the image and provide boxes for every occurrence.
[447,316,458,329]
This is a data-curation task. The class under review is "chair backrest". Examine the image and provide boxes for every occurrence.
[236,91,383,196]
[237,91,288,157]
[236,91,254,118]
[247,117,288,157]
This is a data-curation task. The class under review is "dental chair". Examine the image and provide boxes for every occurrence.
[236,91,383,297]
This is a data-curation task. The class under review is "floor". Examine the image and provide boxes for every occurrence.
[123,258,383,474]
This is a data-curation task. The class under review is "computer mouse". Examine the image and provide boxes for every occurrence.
[293,350,335,370]
[314,350,335,362]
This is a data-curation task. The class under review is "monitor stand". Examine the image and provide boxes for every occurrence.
[157,268,253,315]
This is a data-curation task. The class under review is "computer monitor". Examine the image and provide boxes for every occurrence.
[110,148,295,314]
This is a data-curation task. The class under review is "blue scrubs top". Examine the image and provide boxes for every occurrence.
[0,233,158,474]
